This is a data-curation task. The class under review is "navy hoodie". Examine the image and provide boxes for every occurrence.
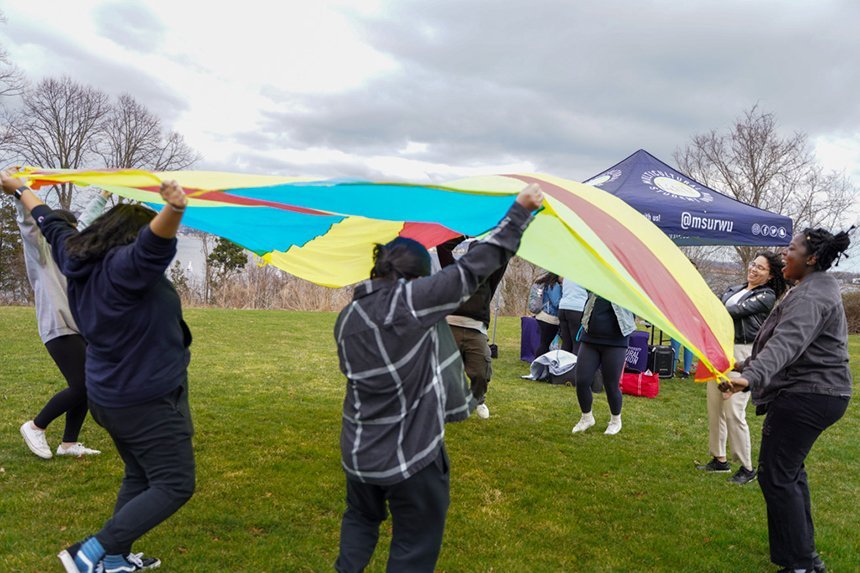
[33,205,191,407]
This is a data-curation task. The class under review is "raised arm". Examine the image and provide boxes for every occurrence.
[150,180,187,239]
[2,169,46,213]
[404,184,543,328]
[100,180,189,296]
[77,189,112,230]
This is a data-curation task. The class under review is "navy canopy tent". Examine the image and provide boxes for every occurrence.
[584,149,792,246]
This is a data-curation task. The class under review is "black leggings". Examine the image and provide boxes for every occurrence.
[575,342,626,416]
[558,309,583,355]
[535,319,560,358]
[34,334,88,443]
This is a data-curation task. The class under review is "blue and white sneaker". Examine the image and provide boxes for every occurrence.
[58,537,104,573]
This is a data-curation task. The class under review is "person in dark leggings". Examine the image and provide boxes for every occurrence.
[557,278,587,355]
[3,170,192,573]
[15,191,110,459]
[532,272,561,357]
[572,294,635,436]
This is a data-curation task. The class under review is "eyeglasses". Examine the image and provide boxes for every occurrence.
[748,262,768,272]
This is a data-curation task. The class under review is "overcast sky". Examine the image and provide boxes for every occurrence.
[3,0,859,184]
[3,0,860,276]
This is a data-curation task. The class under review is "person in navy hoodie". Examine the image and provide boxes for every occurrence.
[2,170,194,573]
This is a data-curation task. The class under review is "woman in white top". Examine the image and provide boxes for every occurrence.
[16,189,110,459]
[696,252,787,484]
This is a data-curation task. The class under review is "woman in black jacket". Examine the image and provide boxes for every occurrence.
[722,229,852,573]
[697,252,787,485]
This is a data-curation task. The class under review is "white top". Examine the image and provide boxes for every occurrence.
[725,288,749,308]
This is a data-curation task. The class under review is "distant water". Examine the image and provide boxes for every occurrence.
[173,234,207,278]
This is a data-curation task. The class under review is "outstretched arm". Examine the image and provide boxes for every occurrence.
[404,184,543,328]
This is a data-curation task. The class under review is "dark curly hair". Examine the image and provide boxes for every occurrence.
[754,251,789,298]
[64,203,156,261]
[800,227,854,271]
[370,237,431,281]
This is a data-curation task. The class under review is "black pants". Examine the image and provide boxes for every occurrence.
[557,310,583,355]
[575,343,626,416]
[34,334,88,443]
[535,319,560,358]
[758,392,849,570]
[88,379,196,555]
[336,447,450,573]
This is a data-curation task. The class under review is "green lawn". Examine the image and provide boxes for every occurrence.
[1,306,858,572]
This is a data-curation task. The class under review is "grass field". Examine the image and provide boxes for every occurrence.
[1,306,858,572]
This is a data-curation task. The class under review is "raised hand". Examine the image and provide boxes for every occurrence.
[159,180,188,211]
[1,169,25,195]
[516,183,544,212]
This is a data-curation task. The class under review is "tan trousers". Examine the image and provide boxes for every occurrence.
[707,344,753,470]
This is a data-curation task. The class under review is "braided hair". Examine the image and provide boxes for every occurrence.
[754,251,789,298]
[800,227,854,271]
[370,237,431,281]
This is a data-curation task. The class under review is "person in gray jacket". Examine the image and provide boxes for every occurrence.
[721,227,852,573]
[16,189,110,459]
[334,184,542,573]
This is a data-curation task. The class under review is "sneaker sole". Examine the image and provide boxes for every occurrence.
[58,550,79,573]
[21,425,52,459]
[572,422,595,434]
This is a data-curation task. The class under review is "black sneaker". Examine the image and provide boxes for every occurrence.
[126,552,161,570]
[99,553,161,572]
[728,466,757,485]
[812,551,826,572]
[695,457,731,473]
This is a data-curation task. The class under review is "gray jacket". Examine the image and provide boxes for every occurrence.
[16,193,107,343]
[742,272,852,405]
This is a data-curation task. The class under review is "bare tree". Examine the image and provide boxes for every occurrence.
[97,93,198,170]
[3,76,110,209]
[674,105,855,266]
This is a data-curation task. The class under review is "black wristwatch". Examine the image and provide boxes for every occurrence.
[13,185,29,200]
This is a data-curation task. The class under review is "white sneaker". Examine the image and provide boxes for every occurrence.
[56,443,102,457]
[475,404,490,419]
[605,416,622,435]
[572,413,595,434]
[20,421,52,459]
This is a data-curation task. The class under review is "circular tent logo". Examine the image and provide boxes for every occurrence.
[585,169,621,188]
[641,170,713,203]
[752,223,789,238]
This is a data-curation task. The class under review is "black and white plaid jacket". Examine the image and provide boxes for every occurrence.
[335,203,533,485]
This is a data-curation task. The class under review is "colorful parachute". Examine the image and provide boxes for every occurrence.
[16,167,734,380]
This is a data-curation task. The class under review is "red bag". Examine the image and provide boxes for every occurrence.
[620,371,660,398]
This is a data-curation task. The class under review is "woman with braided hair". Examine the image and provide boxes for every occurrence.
[721,227,853,573]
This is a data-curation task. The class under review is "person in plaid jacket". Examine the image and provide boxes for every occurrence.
[334,184,543,572]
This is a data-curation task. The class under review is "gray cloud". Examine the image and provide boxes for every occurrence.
[4,20,187,123]
[93,1,165,54]
[250,0,860,179]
